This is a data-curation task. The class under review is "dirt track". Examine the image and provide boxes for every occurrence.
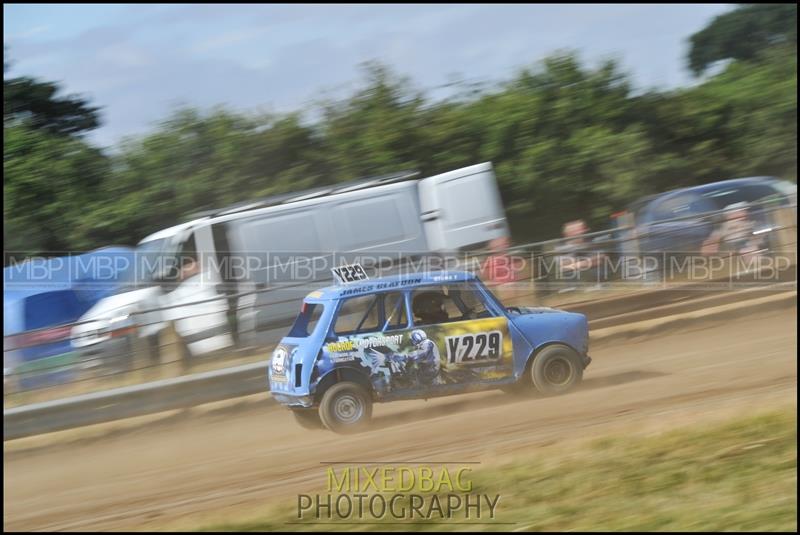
[4,308,797,531]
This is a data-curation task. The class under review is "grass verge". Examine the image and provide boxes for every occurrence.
[190,409,797,532]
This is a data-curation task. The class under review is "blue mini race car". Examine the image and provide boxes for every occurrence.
[268,270,591,433]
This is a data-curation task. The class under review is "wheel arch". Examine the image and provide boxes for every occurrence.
[523,340,582,375]
[313,366,375,404]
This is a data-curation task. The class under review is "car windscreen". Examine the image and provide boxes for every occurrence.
[288,302,325,338]
[112,238,169,288]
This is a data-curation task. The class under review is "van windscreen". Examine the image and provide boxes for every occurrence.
[288,302,324,338]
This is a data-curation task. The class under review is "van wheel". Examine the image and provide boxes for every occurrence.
[531,345,583,396]
[319,382,372,434]
[291,408,324,430]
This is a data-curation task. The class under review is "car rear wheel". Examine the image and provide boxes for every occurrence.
[291,408,324,430]
[318,382,372,434]
[531,344,583,396]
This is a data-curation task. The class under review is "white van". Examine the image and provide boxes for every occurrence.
[72,162,509,360]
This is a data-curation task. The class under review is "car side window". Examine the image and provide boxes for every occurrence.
[334,295,380,336]
[159,232,199,292]
[410,286,468,327]
[451,286,493,319]
[176,233,199,280]
[382,292,408,331]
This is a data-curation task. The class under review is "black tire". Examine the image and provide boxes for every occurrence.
[318,381,373,434]
[530,344,583,396]
[291,408,325,430]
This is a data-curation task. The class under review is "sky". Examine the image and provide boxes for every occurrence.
[4,3,734,147]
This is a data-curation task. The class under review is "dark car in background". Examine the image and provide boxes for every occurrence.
[611,177,796,274]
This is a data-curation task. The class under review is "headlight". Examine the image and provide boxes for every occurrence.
[271,347,288,374]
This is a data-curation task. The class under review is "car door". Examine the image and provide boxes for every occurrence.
[161,230,233,357]
[323,292,403,396]
[406,283,514,388]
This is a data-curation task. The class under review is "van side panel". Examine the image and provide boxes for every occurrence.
[330,184,426,254]
[226,206,334,340]
[419,162,509,251]
[152,166,507,350]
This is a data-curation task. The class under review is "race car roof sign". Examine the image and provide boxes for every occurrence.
[331,263,369,285]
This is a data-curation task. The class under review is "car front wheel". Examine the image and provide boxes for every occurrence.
[318,382,373,433]
[531,344,583,396]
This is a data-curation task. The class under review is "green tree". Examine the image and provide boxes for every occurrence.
[4,55,107,260]
[93,107,329,245]
[319,61,429,180]
[3,30,796,255]
[4,76,101,137]
[687,44,797,181]
[688,4,797,76]
[462,53,668,238]
[4,125,110,255]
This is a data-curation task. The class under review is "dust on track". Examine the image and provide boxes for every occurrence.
[4,308,797,531]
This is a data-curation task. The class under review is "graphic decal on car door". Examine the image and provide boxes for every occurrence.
[317,316,512,397]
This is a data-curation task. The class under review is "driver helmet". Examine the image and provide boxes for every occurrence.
[412,292,448,324]
[410,329,427,347]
